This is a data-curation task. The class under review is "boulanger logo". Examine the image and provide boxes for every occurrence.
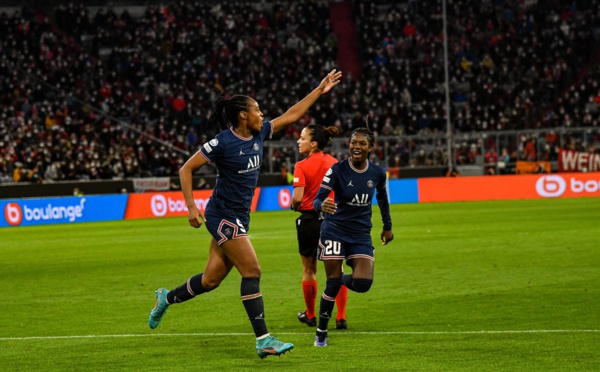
[150,194,209,217]
[278,188,291,209]
[536,175,566,197]
[3,199,86,226]
[150,195,168,216]
[5,203,23,226]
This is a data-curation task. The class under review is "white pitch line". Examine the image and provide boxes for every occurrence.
[0,329,598,341]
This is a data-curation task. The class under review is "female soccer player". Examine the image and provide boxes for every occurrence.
[148,69,342,359]
[291,124,349,330]
[312,127,394,347]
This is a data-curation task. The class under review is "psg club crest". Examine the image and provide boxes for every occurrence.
[253,143,259,151]
[367,180,374,188]
[224,227,233,236]
[210,139,219,146]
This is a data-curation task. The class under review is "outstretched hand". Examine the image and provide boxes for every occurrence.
[319,69,342,94]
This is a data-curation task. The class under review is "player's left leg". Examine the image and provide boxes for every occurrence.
[315,260,343,346]
[341,257,374,293]
[149,237,232,329]
[221,237,293,358]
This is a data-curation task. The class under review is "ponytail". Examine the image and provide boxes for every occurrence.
[307,124,339,150]
[203,95,251,139]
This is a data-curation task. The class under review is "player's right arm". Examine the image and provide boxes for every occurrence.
[179,151,209,228]
[313,165,337,215]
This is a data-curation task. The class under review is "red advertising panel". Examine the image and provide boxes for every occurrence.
[418,172,600,202]
[558,147,600,172]
[124,189,261,219]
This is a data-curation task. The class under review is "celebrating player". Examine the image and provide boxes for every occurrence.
[148,69,342,358]
[312,126,394,347]
[291,124,349,330]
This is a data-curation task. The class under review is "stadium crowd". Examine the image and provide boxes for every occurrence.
[0,0,599,184]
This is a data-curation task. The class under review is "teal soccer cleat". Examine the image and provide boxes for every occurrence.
[148,288,170,329]
[256,335,294,359]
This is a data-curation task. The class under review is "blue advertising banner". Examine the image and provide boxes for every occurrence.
[254,179,419,212]
[255,185,294,211]
[386,179,419,204]
[0,195,129,228]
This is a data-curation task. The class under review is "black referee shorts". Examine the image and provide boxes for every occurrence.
[296,210,323,257]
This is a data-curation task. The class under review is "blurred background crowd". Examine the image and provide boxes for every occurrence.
[0,0,599,184]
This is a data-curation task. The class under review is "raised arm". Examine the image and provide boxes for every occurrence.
[271,69,342,133]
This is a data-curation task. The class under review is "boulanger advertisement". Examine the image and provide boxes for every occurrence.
[0,195,128,227]
[2,173,599,228]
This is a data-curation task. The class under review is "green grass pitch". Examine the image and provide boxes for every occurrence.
[1,198,599,371]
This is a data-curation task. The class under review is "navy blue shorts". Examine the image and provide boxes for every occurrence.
[317,222,374,262]
[204,206,249,246]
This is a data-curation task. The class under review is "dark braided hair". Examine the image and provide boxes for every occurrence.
[350,127,375,147]
[203,95,251,139]
[306,124,339,150]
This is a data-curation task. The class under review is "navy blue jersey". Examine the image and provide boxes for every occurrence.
[198,120,273,216]
[313,159,392,235]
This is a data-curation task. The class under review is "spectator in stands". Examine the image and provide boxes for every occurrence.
[0,1,598,182]
[484,147,498,175]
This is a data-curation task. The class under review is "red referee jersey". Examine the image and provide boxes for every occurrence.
[293,152,337,211]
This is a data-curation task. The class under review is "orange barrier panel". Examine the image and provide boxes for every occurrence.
[124,189,261,219]
[515,161,551,174]
[418,172,600,202]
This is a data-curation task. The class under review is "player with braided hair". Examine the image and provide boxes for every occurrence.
[148,69,342,359]
[311,126,394,347]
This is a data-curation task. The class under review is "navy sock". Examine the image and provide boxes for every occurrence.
[317,278,342,331]
[341,273,354,290]
[341,274,373,293]
[241,277,268,338]
[167,273,211,304]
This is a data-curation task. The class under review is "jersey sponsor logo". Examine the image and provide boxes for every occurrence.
[349,193,370,206]
[323,176,330,183]
[203,142,212,153]
[239,155,261,174]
